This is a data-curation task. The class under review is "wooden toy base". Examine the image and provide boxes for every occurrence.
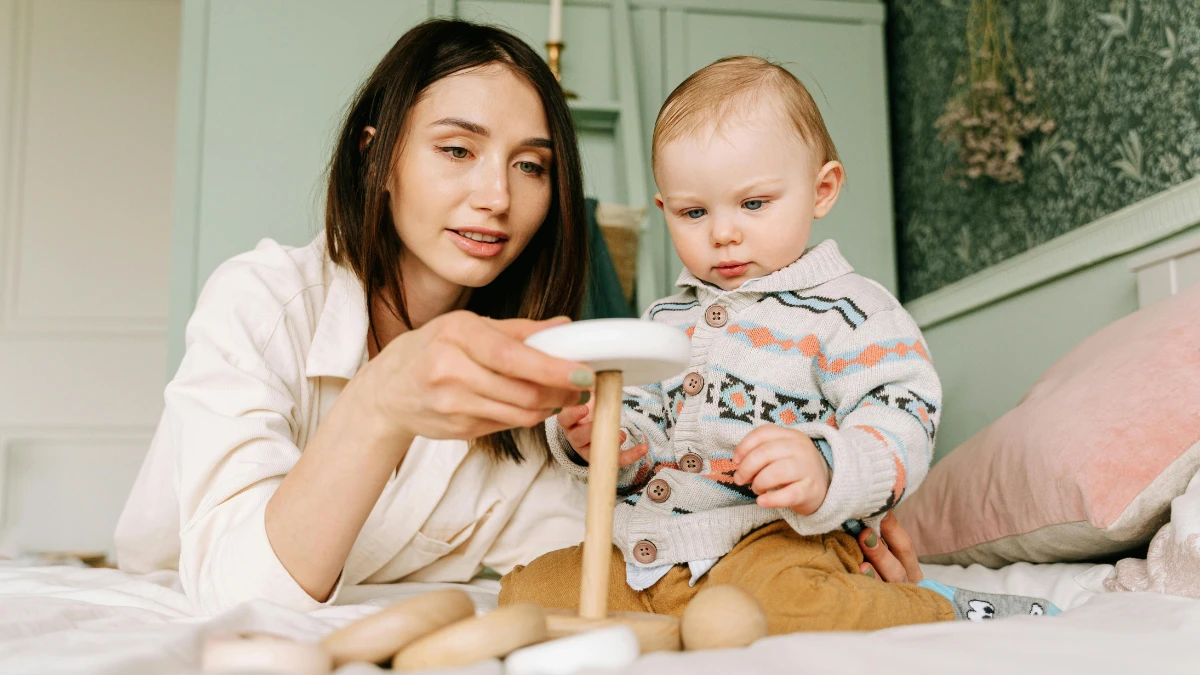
[544,609,681,653]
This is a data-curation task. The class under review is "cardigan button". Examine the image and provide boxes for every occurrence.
[682,372,704,396]
[633,540,658,564]
[705,305,728,328]
[680,453,703,473]
[646,478,671,503]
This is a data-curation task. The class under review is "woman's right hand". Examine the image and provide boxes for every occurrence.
[354,311,594,445]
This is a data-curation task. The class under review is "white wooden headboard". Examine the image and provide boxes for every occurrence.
[1129,234,1200,308]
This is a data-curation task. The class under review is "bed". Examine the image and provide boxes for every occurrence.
[1,557,1198,675]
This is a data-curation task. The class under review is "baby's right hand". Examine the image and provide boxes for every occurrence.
[557,402,647,467]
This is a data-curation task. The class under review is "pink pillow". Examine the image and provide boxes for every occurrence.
[895,282,1200,567]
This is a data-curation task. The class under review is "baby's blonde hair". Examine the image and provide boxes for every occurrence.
[652,56,840,174]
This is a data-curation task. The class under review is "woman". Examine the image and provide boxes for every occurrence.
[114,19,921,614]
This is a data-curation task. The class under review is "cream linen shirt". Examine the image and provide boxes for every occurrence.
[114,235,586,615]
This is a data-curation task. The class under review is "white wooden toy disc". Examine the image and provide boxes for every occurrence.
[504,625,639,675]
[524,319,691,386]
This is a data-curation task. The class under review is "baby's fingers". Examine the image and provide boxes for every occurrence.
[617,442,648,468]
[557,404,590,429]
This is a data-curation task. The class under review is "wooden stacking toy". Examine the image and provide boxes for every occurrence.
[524,318,691,653]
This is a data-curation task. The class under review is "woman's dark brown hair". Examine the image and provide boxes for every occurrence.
[325,19,588,462]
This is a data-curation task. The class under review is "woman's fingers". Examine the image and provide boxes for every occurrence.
[858,526,910,583]
[469,316,594,390]
[444,339,581,412]
[880,512,924,583]
[859,562,879,580]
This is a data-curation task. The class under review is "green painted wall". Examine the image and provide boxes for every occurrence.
[923,223,1200,460]
[888,0,1200,301]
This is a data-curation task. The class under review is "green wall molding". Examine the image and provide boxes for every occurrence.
[906,173,1200,329]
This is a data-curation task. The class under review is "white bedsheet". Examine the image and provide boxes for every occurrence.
[1,562,1197,675]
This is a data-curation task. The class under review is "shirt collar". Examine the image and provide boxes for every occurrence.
[305,241,370,380]
[674,239,854,298]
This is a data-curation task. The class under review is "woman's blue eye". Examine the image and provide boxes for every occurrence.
[743,199,764,211]
[517,161,544,175]
[685,208,707,219]
[445,146,469,159]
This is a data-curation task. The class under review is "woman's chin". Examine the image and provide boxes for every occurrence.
[434,259,507,289]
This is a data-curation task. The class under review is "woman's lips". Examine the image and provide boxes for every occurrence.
[715,262,750,278]
[448,229,506,258]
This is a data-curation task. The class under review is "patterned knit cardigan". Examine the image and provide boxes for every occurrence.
[546,240,942,569]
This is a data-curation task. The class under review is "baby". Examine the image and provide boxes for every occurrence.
[500,56,1057,631]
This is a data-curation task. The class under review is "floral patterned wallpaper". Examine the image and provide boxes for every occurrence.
[887,0,1200,300]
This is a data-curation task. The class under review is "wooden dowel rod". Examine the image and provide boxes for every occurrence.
[578,370,623,620]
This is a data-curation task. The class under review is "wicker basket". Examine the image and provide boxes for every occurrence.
[595,202,645,304]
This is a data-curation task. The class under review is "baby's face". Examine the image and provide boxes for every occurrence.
[654,111,839,290]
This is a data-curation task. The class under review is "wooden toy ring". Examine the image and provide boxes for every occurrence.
[545,608,681,653]
[390,602,548,670]
[524,318,691,386]
[320,588,475,666]
[202,632,332,675]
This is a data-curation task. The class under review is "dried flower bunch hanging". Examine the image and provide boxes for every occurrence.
[935,0,1055,184]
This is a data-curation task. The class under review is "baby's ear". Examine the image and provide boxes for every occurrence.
[813,161,845,219]
[654,193,665,212]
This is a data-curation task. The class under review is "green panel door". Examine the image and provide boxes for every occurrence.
[169,0,431,372]
[195,1,432,282]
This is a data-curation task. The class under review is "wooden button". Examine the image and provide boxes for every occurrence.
[680,453,703,473]
[682,372,704,395]
[705,305,728,328]
[633,540,658,564]
[646,479,671,503]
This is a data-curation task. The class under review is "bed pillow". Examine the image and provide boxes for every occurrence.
[894,282,1200,567]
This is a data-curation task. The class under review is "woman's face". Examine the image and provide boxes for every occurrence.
[388,65,553,290]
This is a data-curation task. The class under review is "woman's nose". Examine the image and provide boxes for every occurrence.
[470,158,510,214]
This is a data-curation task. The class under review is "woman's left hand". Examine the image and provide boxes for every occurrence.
[856,512,923,583]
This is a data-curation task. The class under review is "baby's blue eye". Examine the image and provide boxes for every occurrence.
[685,208,707,219]
[743,199,764,211]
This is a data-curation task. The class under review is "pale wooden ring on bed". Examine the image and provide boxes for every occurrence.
[545,608,681,653]
[320,588,475,666]
[202,632,332,674]
[390,602,548,670]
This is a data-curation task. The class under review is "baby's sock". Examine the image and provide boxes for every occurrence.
[917,579,1061,621]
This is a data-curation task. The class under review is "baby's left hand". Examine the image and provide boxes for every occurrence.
[732,425,831,515]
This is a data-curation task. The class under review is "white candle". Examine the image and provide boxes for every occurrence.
[548,0,563,43]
